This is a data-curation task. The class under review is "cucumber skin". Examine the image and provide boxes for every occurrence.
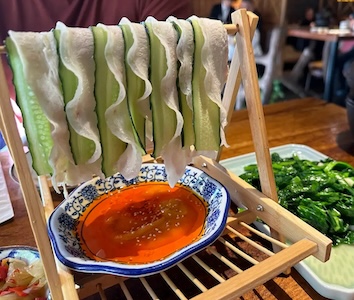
[91,26,127,177]
[120,25,147,155]
[190,20,221,151]
[178,89,194,148]
[145,22,177,158]
[5,37,53,176]
[53,29,96,165]
[172,22,194,149]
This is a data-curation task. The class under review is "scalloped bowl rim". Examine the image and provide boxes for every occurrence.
[0,246,40,261]
[48,163,231,277]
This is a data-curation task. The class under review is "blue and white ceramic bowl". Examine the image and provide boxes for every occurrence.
[48,163,230,277]
[0,246,40,263]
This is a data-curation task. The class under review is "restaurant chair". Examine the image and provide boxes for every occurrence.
[282,44,302,65]
[304,41,330,94]
[256,26,286,104]
[236,26,285,109]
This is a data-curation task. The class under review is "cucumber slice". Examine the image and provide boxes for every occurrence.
[190,19,221,151]
[5,37,53,176]
[170,20,194,149]
[91,26,127,177]
[53,29,96,165]
[120,24,147,154]
[145,22,177,158]
[177,62,194,150]
[178,70,194,149]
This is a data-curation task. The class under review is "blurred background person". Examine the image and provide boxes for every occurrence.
[295,7,317,53]
[209,0,235,24]
[300,6,315,26]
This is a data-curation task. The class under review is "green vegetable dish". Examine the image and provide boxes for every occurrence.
[240,153,354,246]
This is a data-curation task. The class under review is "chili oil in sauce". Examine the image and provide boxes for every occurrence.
[77,183,208,264]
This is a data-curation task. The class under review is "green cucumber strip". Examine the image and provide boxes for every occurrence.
[5,38,53,176]
[120,24,147,154]
[91,26,127,177]
[178,81,194,148]
[172,21,194,149]
[145,22,177,158]
[53,29,96,165]
[190,20,220,151]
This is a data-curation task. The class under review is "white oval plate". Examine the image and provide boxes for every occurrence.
[221,144,354,300]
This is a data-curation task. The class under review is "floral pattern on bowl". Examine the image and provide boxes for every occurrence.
[48,163,230,277]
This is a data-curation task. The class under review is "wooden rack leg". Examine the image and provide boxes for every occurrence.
[218,11,259,162]
[39,176,79,300]
[0,57,64,299]
[222,12,258,124]
[232,9,285,253]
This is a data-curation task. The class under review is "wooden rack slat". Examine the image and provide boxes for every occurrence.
[77,275,124,299]
[192,255,225,283]
[161,271,188,300]
[177,263,208,292]
[239,222,289,249]
[96,284,107,300]
[120,281,133,300]
[208,247,244,274]
[218,237,260,265]
[139,277,159,300]
[224,226,276,256]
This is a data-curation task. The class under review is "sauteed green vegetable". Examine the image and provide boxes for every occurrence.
[240,153,354,246]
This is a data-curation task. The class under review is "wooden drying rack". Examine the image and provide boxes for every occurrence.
[0,10,331,300]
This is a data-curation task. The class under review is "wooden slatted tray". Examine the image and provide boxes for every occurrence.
[75,217,313,300]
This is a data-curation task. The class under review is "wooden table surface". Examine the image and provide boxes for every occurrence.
[287,26,354,42]
[1,97,353,299]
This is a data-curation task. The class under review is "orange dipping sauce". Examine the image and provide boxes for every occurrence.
[77,183,208,264]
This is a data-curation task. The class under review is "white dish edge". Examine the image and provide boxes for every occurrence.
[220,143,354,300]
